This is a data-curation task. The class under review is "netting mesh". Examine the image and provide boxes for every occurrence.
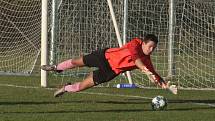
[0,0,41,75]
[0,0,214,89]
[52,0,215,89]
[175,0,215,88]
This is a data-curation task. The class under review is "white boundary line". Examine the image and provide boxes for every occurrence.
[0,84,41,89]
[0,84,215,107]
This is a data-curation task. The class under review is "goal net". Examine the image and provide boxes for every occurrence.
[0,0,214,90]
[49,0,215,89]
[124,0,215,89]
[175,0,215,89]
[0,0,41,75]
[48,0,123,87]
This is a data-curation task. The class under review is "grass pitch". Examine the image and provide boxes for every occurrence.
[0,76,215,121]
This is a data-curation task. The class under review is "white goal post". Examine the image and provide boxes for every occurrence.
[41,0,48,87]
[107,0,133,84]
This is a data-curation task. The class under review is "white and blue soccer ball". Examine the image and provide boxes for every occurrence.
[151,95,168,110]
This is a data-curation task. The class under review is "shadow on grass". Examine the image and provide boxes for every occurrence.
[127,98,215,104]
[0,99,215,114]
[1,108,153,114]
[1,99,215,105]
[168,99,215,104]
[0,99,151,105]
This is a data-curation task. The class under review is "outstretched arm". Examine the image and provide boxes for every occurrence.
[135,58,177,94]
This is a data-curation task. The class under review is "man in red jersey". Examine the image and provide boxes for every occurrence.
[41,34,177,97]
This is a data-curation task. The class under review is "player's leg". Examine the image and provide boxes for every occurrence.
[54,67,118,97]
[41,49,106,72]
[41,56,85,72]
[54,72,95,97]
[53,48,118,97]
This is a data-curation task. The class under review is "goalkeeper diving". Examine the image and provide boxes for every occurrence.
[41,34,177,97]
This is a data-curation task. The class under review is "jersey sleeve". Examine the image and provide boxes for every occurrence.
[127,38,143,61]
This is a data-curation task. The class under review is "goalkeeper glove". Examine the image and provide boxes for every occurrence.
[164,81,178,95]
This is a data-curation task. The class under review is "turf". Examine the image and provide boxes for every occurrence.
[0,76,215,121]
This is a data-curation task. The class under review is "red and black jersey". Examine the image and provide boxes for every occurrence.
[105,37,162,82]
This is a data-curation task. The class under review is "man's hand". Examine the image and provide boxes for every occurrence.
[162,81,178,95]
[168,84,178,95]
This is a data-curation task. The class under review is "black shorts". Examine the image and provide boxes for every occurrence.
[83,48,118,85]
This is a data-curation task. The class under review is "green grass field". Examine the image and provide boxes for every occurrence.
[0,76,215,121]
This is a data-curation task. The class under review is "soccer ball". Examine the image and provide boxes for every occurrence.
[151,95,168,110]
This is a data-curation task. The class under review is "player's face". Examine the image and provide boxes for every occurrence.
[142,41,157,55]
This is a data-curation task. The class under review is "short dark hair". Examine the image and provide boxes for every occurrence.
[143,34,158,44]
